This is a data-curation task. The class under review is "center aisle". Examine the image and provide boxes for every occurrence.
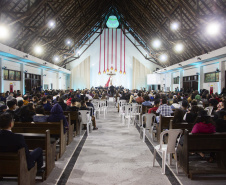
[66,107,172,185]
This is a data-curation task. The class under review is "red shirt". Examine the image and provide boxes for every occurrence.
[148,107,158,114]
[191,122,216,134]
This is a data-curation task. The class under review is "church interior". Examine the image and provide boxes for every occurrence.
[0,0,226,184]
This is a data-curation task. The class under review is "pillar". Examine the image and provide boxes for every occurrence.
[20,63,25,95]
[41,69,44,89]
[179,70,183,90]
[198,66,204,92]
[0,58,3,93]
[219,60,226,94]
[170,72,173,91]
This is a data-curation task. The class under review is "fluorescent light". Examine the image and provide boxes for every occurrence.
[152,39,161,49]
[34,45,43,55]
[159,54,168,62]
[174,43,184,53]
[171,22,179,31]
[206,22,220,36]
[0,24,9,39]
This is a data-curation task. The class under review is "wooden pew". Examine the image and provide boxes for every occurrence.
[20,130,56,179]
[12,121,66,159]
[157,115,173,143]
[169,120,193,132]
[141,105,153,114]
[65,111,79,136]
[0,148,37,185]
[178,130,226,179]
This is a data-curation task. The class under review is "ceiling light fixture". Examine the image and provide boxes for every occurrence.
[152,39,161,49]
[53,56,60,63]
[0,24,9,39]
[171,22,180,31]
[48,20,56,28]
[174,43,184,53]
[159,54,168,62]
[34,45,43,55]
[206,22,220,36]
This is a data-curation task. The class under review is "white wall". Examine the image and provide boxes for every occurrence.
[67,28,161,89]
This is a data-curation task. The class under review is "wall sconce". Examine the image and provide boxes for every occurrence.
[24,70,28,73]
[2,66,7,69]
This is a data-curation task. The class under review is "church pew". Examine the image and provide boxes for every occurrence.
[178,130,226,179]
[0,148,37,185]
[19,130,56,180]
[12,121,66,159]
[64,111,79,137]
[141,105,153,114]
[169,120,193,132]
[157,115,174,143]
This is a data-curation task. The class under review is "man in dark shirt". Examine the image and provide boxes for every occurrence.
[0,113,43,171]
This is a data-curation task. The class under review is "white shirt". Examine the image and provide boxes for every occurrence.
[16,97,24,102]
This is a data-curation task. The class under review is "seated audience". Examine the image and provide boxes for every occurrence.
[33,105,49,122]
[191,110,216,133]
[23,96,29,105]
[171,99,181,109]
[0,113,43,171]
[66,98,80,111]
[47,103,68,133]
[136,93,144,104]
[20,103,36,122]
[41,97,52,111]
[142,95,152,106]
[58,97,67,111]
[184,105,201,124]
[14,100,24,118]
[16,93,23,102]
[0,105,7,115]
[172,109,185,124]
[148,100,159,113]
[215,111,226,132]
[6,100,18,120]
[156,98,173,122]
[6,93,15,102]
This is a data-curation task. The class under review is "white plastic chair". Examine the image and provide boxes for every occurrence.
[205,106,213,116]
[93,102,100,119]
[153,129,183,174]
[79,110,92,136]
[140,113,156,142]
[131,105,141,125]
[99,101,107,118]
[123,105,135,128]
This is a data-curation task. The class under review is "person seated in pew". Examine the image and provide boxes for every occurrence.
[0,113,44,172]
[215,111,226,132]
[66,98,80,111]
[172,109,186,124]
[47,103,68,133]
[23,95,29,106]
[148,99,159,114]
[14,100,24,119]
[181,100,189,114]
[0,105,7,115]
[171,98,181,109]
[41,97,52,111]
[5,100,20,121]
[142,95,152,106]
[58,97,67,111]
[184,105,202,124]
[80,100,98,130]
[19,103,36,122]
[33,105,49,122]
[156,98,173,123]
[191,110,216,134]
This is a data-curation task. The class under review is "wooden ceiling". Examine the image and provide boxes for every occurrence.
[0,0,225,67]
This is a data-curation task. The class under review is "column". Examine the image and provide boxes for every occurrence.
[219,60,226,94]
[20,63,25,95]
[179,70,183,90]
[56,73,59,89]
[198,66,204,92]
[0,58,3,93]
[41,69,44,89]
[170,72,173,91]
